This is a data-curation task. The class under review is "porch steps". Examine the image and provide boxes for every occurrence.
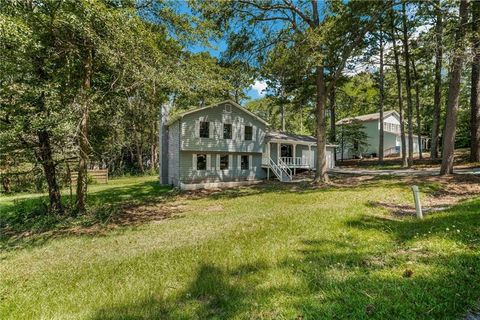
[267,157,292,182]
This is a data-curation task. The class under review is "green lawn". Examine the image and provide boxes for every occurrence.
[1,176,479,319]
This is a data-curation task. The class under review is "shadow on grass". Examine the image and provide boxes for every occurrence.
[0,173,465,251]
[0,180,174,250]
[0,174,424,251]
[90,199,480,319]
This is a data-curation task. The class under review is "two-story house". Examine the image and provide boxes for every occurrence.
[336,110,429,159]
[160,100,336,190]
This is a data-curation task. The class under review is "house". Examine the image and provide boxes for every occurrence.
[159,100,336,190]
[336,110,429,160]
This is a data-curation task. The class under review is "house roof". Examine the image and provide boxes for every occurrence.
[167,99,270,126]
[336,110,399,125]
[266,131,337,147]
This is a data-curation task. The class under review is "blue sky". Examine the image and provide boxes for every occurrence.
[176,1,267,101]
[188,41,265,101]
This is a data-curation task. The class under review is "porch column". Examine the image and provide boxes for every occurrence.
[277,142,281,163]
[267,142,271,160]
[293,144,297,175]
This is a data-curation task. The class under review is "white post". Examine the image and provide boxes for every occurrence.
[277,142,281,163]
[293,144,297,175]
[411,185,423,219]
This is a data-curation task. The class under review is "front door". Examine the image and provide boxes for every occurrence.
[281,144,293,158]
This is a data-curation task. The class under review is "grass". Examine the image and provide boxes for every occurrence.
[1,176,479,319]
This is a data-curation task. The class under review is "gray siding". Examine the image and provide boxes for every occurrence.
[179,102,267,153]
[167,121,180,186]
[179,151,266,184]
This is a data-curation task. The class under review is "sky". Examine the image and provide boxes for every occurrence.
[176,0,271,101]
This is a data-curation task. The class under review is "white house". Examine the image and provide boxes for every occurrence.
[336,110,429,160]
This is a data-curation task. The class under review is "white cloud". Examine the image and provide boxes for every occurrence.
[251,80,268,97]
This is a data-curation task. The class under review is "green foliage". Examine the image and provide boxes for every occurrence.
[338,119,369,158]
[0,0,245,194]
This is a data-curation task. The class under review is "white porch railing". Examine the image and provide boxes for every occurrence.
[280,157,309,168]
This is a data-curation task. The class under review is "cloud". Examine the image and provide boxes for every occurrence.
[251,80,268,97]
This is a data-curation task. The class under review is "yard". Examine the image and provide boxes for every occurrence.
[1,175,480,319]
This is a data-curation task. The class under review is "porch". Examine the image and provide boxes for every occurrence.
[261,141,315,169]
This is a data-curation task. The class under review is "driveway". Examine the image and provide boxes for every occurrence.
[329,166,480,176]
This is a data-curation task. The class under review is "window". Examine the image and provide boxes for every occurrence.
[244,125,252,140]
[241,155,249,170]
[197,154,206,170]
[220,154,229,170]
[223,124,232,139]
[199,121,209,138]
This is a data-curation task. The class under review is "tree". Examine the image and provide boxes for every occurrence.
[471,0,480,162]
[0,0,208,213]
[402,1,414,167]
[378,20,385,163]
[411,56,423,159]
[337,120,369,160]
[389,2,408,167]
[431,0,443,159]
[440,0,470,175]
[0,1,78,213]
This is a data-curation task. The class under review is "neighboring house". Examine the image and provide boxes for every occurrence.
[336,110,429,160]
[159,100,336,190]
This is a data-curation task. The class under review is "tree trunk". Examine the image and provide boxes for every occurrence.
[390,4,408,168]
[310,0,329,183]
[378,24,385,164]
[471,0,480,162]
[281,104,286,131]
[135,134,144,173]
[440,0,469,175]
[402,1,414,167]
[314,65,329,183]
[76,45,93,214]
[150,122,157,171]
[412,59,423,159]
[431,0,443,159]
[2,176,11,193]
[329,81,337,144]
[38,129,63,213]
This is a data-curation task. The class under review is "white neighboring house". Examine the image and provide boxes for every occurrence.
[336,110,429,160]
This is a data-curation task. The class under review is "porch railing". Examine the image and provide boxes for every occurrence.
[280,157,309,168]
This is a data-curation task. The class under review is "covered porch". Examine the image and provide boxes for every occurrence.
[261,131,317,171]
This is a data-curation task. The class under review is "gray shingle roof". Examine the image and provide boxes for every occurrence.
[266,131,336,147]
[336,110,399,125]
[266,131,316,143]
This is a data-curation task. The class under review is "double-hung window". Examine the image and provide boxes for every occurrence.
[244,125,252,140]
[199,121,209,138]
[223,124,232,139]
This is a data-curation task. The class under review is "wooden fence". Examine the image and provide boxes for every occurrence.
[70,169,108,184]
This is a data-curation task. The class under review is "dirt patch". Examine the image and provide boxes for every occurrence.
[367,174,480,217]
[111,202,191,226]
[206,204,224,212]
